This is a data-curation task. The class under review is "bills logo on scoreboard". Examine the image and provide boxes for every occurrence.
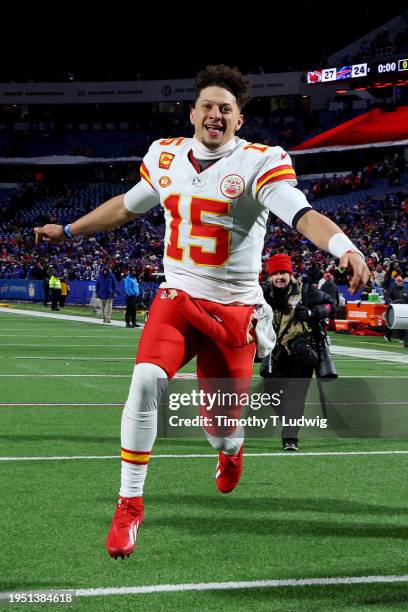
[159,152,175,170]
[220,174,245,198]
[336,66,352,80]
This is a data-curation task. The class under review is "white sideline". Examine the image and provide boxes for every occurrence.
[0,307,145,328]
[330,344,408,364]
[1,450,408,462]
[0,374,130,377]
[1,574,407,600]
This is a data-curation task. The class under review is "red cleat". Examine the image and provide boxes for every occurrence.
[106,496,144,559]
[215,446,243,494]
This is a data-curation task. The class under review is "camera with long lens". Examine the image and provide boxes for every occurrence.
[313,327,338,380]
[385,304,408,329]
[385,303,408,347]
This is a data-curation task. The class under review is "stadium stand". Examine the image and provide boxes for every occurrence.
[1,158,407,302]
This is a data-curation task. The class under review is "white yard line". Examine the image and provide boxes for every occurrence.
[0,327,131,330]
[1,574,408,600]
[334,339,405,350]
[2,344,135,347]
[330,344,408,364]
[0,356,134,360]
[1,450,408,462]
[0,374,130,377]
[0,334,133,338]
[75,573,408,596]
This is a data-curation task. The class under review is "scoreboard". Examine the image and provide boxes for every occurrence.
[307,58,408,86]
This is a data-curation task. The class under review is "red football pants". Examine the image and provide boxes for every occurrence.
[136,289,256,435]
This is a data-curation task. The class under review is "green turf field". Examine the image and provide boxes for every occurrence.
[0,307,407,611]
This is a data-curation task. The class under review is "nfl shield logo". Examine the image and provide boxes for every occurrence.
[192,176,202,188]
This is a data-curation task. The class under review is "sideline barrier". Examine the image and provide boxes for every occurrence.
[0,280,160,306]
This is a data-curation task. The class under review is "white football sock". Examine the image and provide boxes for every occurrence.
[204,425,244,455]
[119,362,168,498]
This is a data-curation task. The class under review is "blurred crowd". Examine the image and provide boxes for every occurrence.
[1,155,408,300]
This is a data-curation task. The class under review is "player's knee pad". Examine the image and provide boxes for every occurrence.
[124,362,168,418]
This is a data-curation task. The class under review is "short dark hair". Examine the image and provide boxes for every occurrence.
[195,65,252,110]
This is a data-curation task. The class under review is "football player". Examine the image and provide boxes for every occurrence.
[34,64,369,559]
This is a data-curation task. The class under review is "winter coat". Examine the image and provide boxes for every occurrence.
[95,271,116,299]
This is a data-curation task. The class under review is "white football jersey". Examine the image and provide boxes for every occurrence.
[124,136,311,303]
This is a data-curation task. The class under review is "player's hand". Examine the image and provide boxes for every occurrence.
[339,251,369,294]
[34,224,65,245]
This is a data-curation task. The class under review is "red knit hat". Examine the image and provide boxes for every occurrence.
[266,254,293,276]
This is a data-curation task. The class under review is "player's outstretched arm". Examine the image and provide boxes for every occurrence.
[34,194,136,244]
[296,209,369,294]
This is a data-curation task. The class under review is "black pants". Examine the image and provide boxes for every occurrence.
[125,295,138,325]
[263,349,314,440]
[51,289,61,310]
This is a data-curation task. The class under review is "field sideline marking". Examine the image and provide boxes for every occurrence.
[0,334,135,338]
[0,374,131,377]
[0,356,134,361]
[0,308,145,328]
[1,450,408,462]
[1,574,407,599]
[1,344,136,347]
[330,345,408,364]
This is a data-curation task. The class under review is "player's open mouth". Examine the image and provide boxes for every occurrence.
[205,124,224,136]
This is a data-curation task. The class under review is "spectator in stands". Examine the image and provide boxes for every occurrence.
[49,269,61,311]
[373,263,386,288]
[397,239,408,262]
[385,276,408,304]
[96,266,116,324]
[305,259,322,285]
[320,270,340,315]
[59,277,70,308]
[124,268,140,328]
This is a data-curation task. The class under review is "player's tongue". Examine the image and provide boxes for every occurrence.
[205,124,223,136]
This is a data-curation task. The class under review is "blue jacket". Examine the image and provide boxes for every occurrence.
[95,270,116,299]
[124,274,139,297]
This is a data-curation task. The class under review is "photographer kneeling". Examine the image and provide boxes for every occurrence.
[260,254,335,451]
